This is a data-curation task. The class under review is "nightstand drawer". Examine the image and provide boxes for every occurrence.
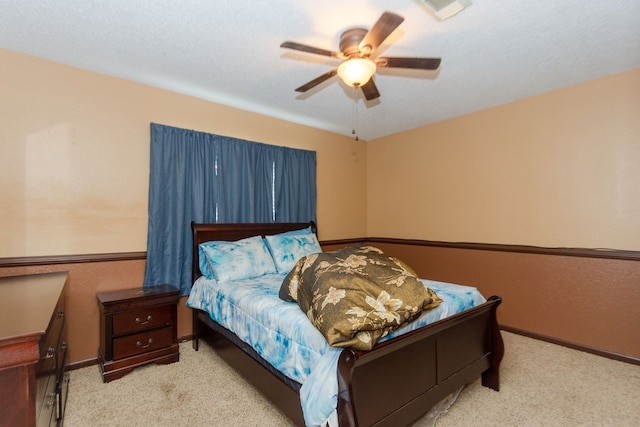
[112,305,172,335]
[113,327,173,360]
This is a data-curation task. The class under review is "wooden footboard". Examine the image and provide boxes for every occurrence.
[336,296,503,427]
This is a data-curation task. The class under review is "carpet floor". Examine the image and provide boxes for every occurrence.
[64,331,640,426]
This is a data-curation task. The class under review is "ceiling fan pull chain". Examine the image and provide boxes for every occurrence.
[352,87,359,141]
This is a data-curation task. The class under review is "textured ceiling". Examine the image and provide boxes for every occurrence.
[1,0,639,141]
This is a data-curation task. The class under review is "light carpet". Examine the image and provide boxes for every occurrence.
[64,332,640,426]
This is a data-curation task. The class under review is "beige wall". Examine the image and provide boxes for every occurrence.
[371,242,640,360]
[367,69,640,251]
[0,49,367,258]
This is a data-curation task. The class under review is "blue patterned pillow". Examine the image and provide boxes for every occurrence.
[277,226,313,236]
[264,231,322,274]
[199,236,277,282]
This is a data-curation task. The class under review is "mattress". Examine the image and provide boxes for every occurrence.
[187,273,485,426]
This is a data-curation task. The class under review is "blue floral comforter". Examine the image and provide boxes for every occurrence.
[187,274,485,426]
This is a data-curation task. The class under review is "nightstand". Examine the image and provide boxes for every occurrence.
[97,284,180,382]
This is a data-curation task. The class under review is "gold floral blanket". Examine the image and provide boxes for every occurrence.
[279,245,441,351]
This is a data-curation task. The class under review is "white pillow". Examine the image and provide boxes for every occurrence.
[199,236,277,282]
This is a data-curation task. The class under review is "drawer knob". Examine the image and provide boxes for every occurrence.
[46,392,56,407]
[45,346,56,359]
[135,315,152,325]
[135,338,154,349]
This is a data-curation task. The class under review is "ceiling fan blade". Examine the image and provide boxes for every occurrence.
[280,41,339,58]
[376,57,442,70]
[294,69,338,92]
[358,12,405,56]
[360,78,380,101]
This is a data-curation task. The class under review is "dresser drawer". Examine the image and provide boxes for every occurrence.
[57,344,69,423]
[35,349,56,411]
[39,308,64,361]
[112,326,173,360]
[36,300,64,427]
[112,305,172,335]
[36,372,57,427]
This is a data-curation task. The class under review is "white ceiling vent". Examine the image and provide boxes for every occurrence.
[418,0,472,21]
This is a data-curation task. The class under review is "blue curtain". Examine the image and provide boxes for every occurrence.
[143,123,317,295]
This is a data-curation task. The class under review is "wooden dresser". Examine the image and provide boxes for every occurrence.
[0,272,69,427]
[97,285,180,382]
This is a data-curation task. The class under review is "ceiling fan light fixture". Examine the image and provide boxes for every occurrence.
[337,58,376,87]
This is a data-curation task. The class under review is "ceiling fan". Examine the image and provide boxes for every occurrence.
[280,11,441,101]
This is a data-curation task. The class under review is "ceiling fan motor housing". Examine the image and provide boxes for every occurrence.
[340,28,369,57]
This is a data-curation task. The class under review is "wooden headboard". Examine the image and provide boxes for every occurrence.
[191,221,317,283]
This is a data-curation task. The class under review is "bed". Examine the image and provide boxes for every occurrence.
[188,221,504,427]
